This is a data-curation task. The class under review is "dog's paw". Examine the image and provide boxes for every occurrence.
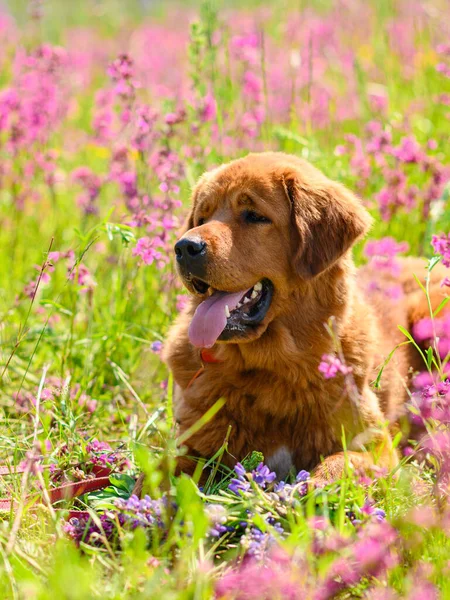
[309,475,332,490]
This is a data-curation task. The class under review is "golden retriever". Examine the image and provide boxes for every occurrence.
[137,152,447,491]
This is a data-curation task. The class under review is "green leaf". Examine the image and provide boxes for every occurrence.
[428,256,442,272]
[397,325,428,370]
[434,297,450,318]
[109,473,136,493]
[372,340,411,388]
[105,222,136,246]
[392,431,403,449]
[426,347,434,370]
[39,300,73,316]
[413,273,426,294]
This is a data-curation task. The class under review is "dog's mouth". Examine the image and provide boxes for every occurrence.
[187,278,274,348]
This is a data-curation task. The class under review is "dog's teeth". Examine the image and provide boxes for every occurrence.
[254,282,262,292]
[251,290,258,299]
[243,297,250,304]
[225,305,230,318]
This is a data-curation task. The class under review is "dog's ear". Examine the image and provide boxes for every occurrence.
[282,171,373,279]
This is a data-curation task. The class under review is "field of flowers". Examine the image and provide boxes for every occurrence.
[1,0,450,597]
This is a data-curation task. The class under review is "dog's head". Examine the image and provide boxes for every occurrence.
[174,152,372,348]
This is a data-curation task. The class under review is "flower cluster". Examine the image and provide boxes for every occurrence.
[12,375,96,415]
[229,462,310,508]
[64,512,124,547]
[205,504,233,538]
[364,237,409,276]
[86,439,121,469]
[132,236,167,269]
[64,493,167,547]
[410,380,450,427]
[274,469,310,499]
[432,233,450,268]
[318,354,353,379]
[3,1,450,597]
[216,521,403,600]
[240,521,284,562]
[229,461,276,494]
[71,166,103,215]
[342,121,449,222]
[22,250,95,300]
[114,494,166,530]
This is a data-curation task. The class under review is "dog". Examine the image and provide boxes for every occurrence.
[136,152,447,492]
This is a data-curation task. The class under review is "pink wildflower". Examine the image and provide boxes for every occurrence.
[431,233,450,267]
[133,236,168,269]
[393,136,423,163]
[364,237,409,277]
[318,354,352,379]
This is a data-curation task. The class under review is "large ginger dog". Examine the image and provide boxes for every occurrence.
[142,152,446,488]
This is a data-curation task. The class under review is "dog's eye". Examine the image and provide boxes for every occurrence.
[243,210,272,225]
[197,217,205,226]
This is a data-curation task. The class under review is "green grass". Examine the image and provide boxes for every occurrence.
[0,0,450,598]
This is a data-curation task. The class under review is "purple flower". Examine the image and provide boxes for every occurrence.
[412,314,450,359]
[252,463,276,488]
[86,439,118,467]
[228,477,250,495]
[273,471,310,500]
[295,470,309,483]
[431,233,450,267]
[205,504,232,538]
[274,481,286,493]
[234,462,246,478]
[241,523,283,562]
[64,512,124,547]
[151,341,163,354]
[114,494,166,530]
[361,501,386,522]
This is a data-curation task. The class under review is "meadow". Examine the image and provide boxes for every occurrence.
[0,0,450,597]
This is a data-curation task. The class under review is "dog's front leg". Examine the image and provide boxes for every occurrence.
[311,388,399,486]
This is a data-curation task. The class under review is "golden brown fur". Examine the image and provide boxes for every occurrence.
[138,152,449,491]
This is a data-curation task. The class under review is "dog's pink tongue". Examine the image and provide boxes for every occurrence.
[188,288,249,348]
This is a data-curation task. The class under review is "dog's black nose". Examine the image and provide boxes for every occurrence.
[174,238,207,277]
[175,237,206,260]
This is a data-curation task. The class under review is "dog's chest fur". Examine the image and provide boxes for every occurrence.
[177,363,360,475]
